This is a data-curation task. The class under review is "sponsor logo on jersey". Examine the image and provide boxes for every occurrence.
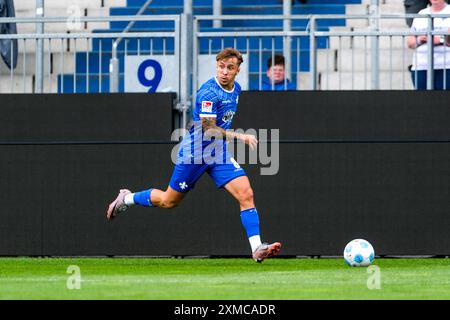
[201,101,213,113]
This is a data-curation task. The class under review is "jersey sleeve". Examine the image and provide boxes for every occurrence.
[196,90,218,118]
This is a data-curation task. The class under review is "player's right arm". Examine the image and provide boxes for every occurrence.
[201,116,258,150]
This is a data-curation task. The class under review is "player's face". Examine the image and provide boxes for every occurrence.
[216,57,240,90]
[267,65,286,83]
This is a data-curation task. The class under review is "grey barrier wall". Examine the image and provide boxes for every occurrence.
[234,91,450,141]
[0,91,449,256]
[0,93,176,142]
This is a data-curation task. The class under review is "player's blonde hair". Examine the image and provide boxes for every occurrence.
[216,48,243,66]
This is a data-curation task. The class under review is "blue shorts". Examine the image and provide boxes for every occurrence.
[169,155,247,193]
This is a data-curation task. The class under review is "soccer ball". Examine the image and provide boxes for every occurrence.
[343,239,375,267]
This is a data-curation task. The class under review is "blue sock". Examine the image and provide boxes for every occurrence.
[240,208,260,238]
[133,189,153,207]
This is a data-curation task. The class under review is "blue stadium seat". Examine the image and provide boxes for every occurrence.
[58,74,121,94]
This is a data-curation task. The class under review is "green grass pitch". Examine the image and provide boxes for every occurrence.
[0,257,449,299]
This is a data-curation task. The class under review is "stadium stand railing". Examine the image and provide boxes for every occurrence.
[0,15,180,94]
[0,0,449,95]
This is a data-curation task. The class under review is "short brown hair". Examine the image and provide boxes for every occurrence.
[216,48,243,65]
[267,54,285,69]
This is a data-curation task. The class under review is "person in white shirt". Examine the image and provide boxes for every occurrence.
[407,0,450,89]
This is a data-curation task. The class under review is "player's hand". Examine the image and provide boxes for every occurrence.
[238,133,258,150]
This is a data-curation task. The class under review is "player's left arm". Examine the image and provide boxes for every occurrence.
[201,116,258,150]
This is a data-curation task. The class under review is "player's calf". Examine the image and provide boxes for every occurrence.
[157,197,180,209]
[106,187,185,220]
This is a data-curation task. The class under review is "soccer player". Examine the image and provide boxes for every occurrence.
[106,48,281,263]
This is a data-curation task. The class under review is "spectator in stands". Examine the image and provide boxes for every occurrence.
[404,0,429,27]
[262,54,296,91]
[406,0,450,90]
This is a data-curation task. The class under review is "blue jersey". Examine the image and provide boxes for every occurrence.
[177,77,241,164]
[170,77,246,192]
[193,77,241,128]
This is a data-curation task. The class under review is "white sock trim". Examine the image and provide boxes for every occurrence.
[124,193,135,206]
[249,235,262,253]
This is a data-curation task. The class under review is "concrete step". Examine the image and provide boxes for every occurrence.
[85,8,111,31]
[317,70,415,90]
[15,8,68,33]
[297,71,311,90]
[103,0,127,7]
[316,50,335,73]
[0,51,76,76]
[15,3,116,33]
[12,37,91,55]
[1,52,46,75]
[347,2,405,14]
[345,3,369,16]
[14,0,103,11]
[328,26,412,49]
[16,7,84,17]
[361,0,404,5]
[318,48,414,72]
[379,2,407,14]
[0,74,59,93]
[346,1,409,28]
[0,75,33,93]
[347,17,409,29]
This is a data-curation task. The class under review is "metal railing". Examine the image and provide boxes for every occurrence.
[192,14,311,94]
[310,13,450,90]
[192,13,450,92]
[0,15,180,94]
[1,13,449,97]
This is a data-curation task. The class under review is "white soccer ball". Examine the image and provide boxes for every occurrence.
[343,239,375,267]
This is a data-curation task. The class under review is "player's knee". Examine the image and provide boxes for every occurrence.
[237,187,254,205]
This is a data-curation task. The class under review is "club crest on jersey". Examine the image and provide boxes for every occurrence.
[201,101,213,113]
[222,110,235,123]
